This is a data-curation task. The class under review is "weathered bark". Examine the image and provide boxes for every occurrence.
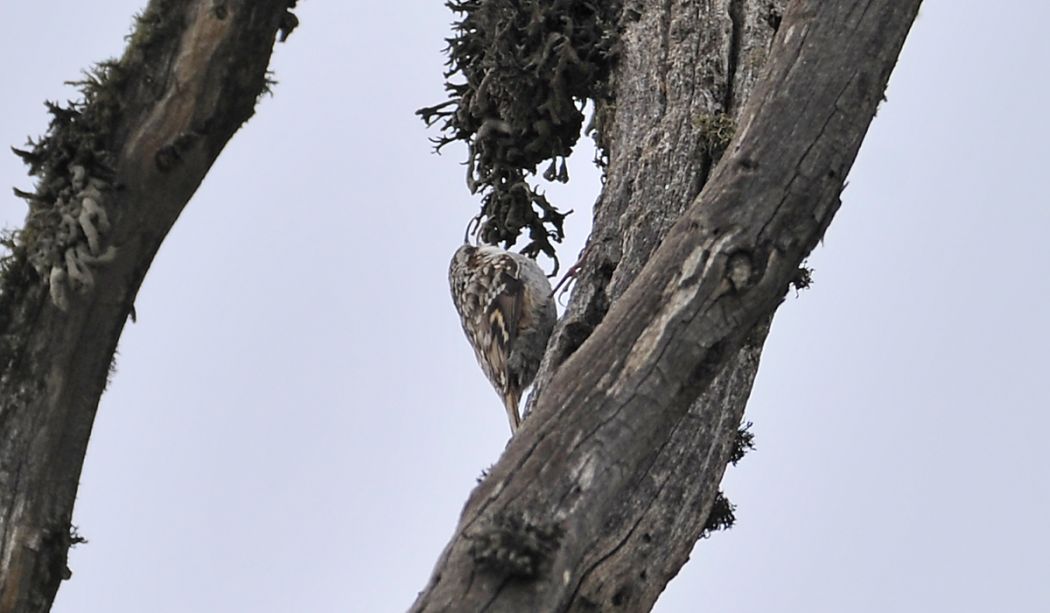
[527,1,785,600]
[413,2,920,612]
[0,2,296,611]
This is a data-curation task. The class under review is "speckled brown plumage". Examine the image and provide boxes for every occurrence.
[449,244,556,434]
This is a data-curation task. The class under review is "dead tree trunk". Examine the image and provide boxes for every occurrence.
[0,2,297,611]
[412,2,921,612]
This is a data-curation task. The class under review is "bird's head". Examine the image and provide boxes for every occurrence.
[451,243,477,272]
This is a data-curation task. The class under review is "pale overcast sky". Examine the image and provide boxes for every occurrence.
[1,2,1048,612]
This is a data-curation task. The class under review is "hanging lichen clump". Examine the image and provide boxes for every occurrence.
[418,0,621,267]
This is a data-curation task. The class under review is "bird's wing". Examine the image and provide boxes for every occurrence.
[481,260,524,388]
[489,268,524,351]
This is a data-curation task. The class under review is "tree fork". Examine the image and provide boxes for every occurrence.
[0,2,296,611]
[412,2,921,611]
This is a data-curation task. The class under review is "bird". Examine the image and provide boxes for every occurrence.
[449,243,557,434]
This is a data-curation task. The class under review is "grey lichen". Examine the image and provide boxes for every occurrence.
[3,8,179,313]
[699,490,736,539]
[0,1,192,381]
[1,0,299,346]
[695,112,736,161]
[22,163,118,312]
[418,0,622,264]
[728,421,755,466]
[277,1,299,42]
[1,1,195,313]
[476,463,494,484]
[791,265,813,292]
[10,88,122,312]
[470,510,564,579]
[68,525,88,549]
[699,423,757,539]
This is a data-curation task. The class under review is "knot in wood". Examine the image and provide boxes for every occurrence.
[727,251,753,291]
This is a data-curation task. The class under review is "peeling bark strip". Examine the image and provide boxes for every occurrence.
[413,2,921,611]
[0,2,296,611]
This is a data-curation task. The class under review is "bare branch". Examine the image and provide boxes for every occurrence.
[0,2,296,610]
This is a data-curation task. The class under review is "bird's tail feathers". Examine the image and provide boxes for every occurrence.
[503,390,522,435]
